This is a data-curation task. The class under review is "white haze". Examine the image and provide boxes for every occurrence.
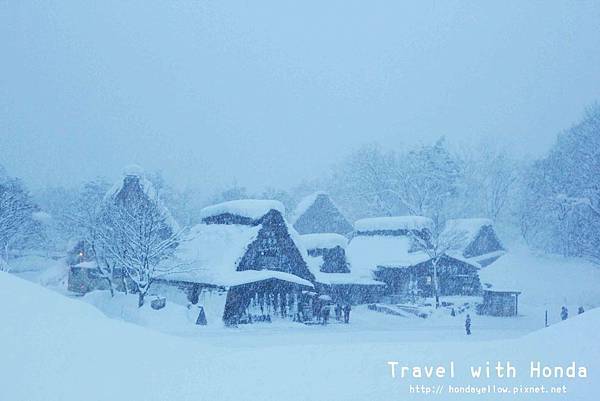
[1,1,600,191]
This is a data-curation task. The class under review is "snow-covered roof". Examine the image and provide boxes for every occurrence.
[162,221,313,288]
[354,216,433,233]
[300,233,347,250]
[443,218,493,247]
[123,164,144,177]
[73,261,98,270]
[104,166,181,232]
[162,223,260,286]
[467,250,506,266]
[199,199,285,221]
[305,252,387,286]
[227,270,313,288]
[291,191,327,223]
[345,235,431,279]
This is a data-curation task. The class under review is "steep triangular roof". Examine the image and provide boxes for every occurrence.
[292,192,353,235]
[164,200,315,286]
[443,218,505,266]
[104,165,180,232]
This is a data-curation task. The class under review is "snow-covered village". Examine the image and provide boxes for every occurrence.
[2,2,600,401]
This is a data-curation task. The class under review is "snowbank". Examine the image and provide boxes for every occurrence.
[354,216,433,232]
[199,199,285,221]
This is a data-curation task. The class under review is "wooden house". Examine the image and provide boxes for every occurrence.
[291,192,353,236]
[346,216,482,301]
[478,289,521,317]
[163,199,315,325]
[67,166,178,295]
[443,219,505,267]
[301,233,385,304]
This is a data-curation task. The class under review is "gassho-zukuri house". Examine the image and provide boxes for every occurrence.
[300,233,385,304]
[160,199,317,326]
[67,176,514,324]
[291,192,353,236]
[68,166,180,294]
[344,216,506,301]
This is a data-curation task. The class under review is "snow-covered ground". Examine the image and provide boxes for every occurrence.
[6,243,600,343]
[3,243,600,399]
[480,242,600,325]
[1,270,599,401]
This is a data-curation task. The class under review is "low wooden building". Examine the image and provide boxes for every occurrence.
[375,255,482,298]
[443,218,506,267]
[478,289,521,317]
[68,261,110,294]
[302,232,385,304]
[346,216,482,301]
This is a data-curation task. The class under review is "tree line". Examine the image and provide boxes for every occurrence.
[1,105,599,270]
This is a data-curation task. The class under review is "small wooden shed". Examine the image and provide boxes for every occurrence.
[479,289,521,317]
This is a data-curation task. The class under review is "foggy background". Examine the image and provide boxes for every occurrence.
[2,1,600,193]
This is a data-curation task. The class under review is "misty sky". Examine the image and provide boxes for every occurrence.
[1,1,599,192]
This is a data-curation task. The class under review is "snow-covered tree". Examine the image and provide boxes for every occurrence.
[408,222,467,308]
[96,169,182,306]
[327,144,402,220]
[327,139,462,223]
[0,167,42,263]
[37,179,111,253]
[391,138,462,220]
[454,142,520,223]
[522,104,600,263]
[211,183,249,204]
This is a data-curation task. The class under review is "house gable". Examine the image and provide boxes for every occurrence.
[293,194,353,235]
[237,210,315,282]
[463,225,504,258]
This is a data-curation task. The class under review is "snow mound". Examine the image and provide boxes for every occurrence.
[354,216,433,232]
[199,199,285,221]
[300,233,348,250]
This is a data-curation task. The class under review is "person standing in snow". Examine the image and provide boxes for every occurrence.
[343,304,351,324]
[578,306,585,314]
[335,304,342,321]
[561,306,569,320]
[465,314,472,335]
[321,304,331,325]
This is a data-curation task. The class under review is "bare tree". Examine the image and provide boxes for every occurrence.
[409,222,467,308]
